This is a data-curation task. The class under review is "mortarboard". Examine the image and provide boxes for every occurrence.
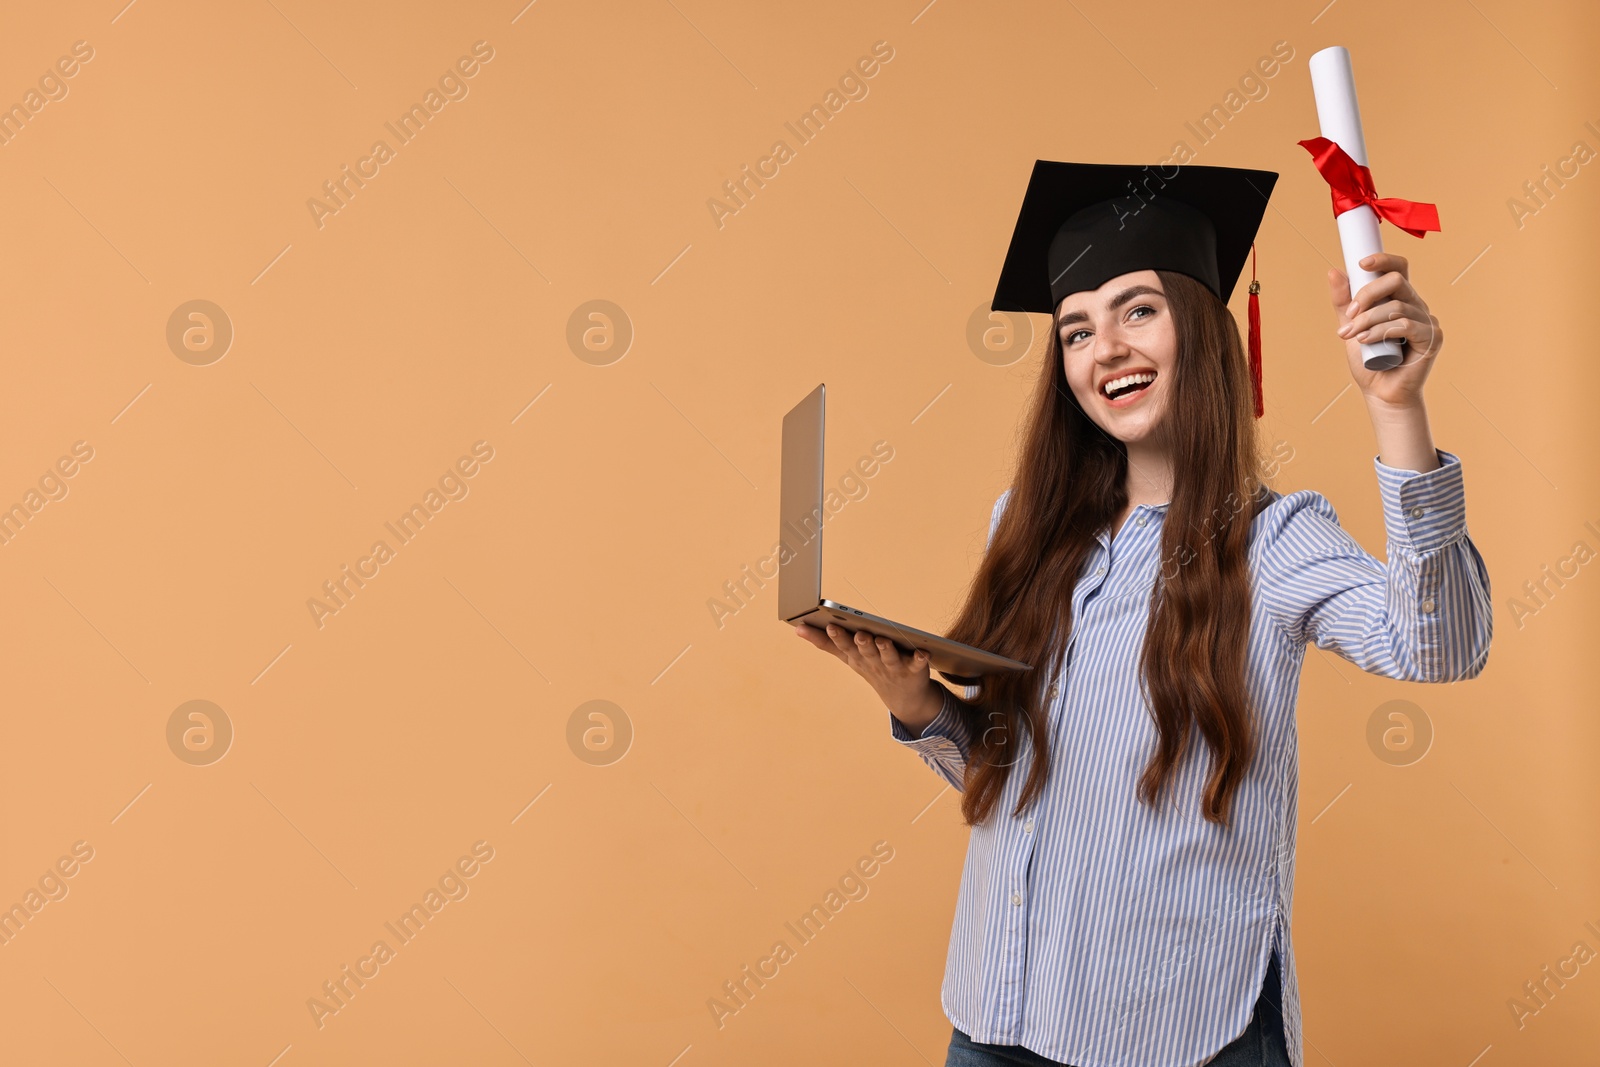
[992,161,1279,417]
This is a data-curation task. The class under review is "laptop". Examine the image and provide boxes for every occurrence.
[779,383,1033,684]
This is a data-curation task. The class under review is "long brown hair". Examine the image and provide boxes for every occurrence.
[945,269,1274,828]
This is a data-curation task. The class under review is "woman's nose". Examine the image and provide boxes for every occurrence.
[1094,329,1132,359]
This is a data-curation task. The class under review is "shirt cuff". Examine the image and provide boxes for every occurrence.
[1374,448,1467,553]
[889,686,963,747]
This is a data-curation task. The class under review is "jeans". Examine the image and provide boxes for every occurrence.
[944,951,1291,1067]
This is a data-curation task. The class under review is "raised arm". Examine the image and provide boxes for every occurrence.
[1256,450,1491,682]
[1257,251,1493,681]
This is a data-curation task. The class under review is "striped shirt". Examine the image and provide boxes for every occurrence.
[890,449,1492,1067]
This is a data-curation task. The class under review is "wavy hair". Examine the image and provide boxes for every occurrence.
[944,270,1275,828]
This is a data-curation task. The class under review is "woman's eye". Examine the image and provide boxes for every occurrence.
[1064,305,1155,344]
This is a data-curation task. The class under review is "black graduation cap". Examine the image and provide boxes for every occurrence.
[992,161,1279,416]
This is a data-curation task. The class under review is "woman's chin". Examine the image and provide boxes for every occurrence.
[1102,417,1167,449]
[1096,412,1150,438]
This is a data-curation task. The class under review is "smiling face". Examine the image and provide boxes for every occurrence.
[1056,269,1178,448]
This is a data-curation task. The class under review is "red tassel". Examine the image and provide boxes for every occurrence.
[1247,242,1263,419]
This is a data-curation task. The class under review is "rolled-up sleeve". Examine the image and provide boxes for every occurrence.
[888,686,975,791]
[1257,449,1493,682]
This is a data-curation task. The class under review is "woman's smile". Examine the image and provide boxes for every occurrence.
[1100,368,1158,408]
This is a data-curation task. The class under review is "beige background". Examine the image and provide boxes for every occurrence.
[0,0,1595,1064]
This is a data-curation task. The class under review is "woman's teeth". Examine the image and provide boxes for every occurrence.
[1103,372,1156,399]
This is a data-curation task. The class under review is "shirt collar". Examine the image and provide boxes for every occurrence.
[1095,502,1171,547]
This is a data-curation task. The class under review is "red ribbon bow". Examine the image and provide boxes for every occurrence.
[1296,136,1441,237]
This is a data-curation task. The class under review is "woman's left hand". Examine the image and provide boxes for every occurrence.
[1327,251,1443,408]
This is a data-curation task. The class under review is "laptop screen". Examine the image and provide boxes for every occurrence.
[778,384,826,621]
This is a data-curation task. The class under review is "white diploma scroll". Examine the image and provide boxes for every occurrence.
[1307,46,1403,371]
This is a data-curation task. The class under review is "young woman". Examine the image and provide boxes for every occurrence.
[793,163,1493,1067]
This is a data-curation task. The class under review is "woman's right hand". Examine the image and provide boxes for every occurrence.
[793,620,945,735]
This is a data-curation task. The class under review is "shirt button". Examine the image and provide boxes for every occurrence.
[1421,597,1435,613]
[1024,819,1034,833]
[1047,683,1059,700]
[1011,892,1022,906]
[1095,566,1107,577]
[1136,516,1147,527]
[1409,506,1424,519]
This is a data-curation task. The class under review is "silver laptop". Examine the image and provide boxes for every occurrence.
[779,383,1032,684]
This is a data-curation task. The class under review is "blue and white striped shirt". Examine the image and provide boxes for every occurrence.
[890,449,1491,1067]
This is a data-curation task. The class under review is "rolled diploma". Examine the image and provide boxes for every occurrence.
[1308,45,1403,371]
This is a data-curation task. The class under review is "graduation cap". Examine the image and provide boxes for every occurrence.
[992,161,1279,417]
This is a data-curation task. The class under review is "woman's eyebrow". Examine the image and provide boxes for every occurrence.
[1056,284,1165,328]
